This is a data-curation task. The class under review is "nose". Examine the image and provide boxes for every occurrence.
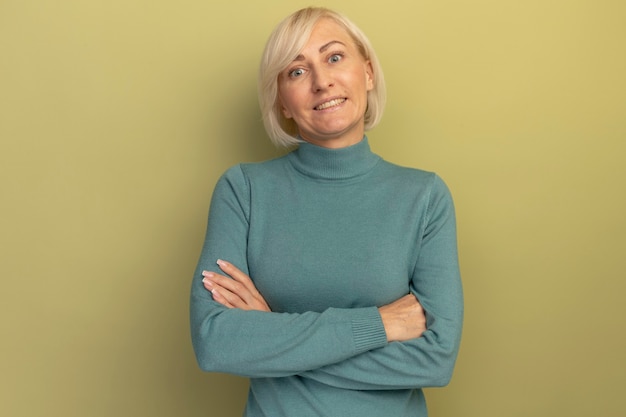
[311,67,334,92]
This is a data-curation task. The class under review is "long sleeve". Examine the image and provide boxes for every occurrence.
[189,165,388,378]
[189,138,463,417]
[298,176,463,390]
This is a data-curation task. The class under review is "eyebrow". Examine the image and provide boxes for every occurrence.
[293,40,346,62]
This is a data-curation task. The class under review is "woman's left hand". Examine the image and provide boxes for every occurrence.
[202,260,271,312]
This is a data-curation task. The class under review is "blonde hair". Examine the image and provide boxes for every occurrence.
[258,7,386,147]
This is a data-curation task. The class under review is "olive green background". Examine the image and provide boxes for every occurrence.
[1,1,624,416]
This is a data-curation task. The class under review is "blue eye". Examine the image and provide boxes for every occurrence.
[289,68,305,78]
[329,54,343,63]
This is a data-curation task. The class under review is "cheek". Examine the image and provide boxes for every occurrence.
[278,91,294,119]
[280,100,292,118]
[279,87,307,119]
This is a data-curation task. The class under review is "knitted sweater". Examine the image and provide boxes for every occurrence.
[190,137,463,417]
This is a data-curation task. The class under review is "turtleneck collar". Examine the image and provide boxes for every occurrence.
[287,136,381,181]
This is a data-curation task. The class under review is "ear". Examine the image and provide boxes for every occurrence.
[365,60,374,91]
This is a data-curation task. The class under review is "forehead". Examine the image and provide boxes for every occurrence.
[303,18,354,50]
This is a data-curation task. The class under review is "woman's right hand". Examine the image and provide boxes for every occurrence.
[378,294,426,342]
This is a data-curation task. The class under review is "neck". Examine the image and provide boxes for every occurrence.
[298,126,366,149]
[287,136,380,181]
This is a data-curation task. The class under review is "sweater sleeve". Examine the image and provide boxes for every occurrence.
[298,175,464,389]
[189,165,388,378]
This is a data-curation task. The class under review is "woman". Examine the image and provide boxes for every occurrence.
[190,7,463,417]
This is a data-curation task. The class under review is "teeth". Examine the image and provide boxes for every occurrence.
[315,98,345,110]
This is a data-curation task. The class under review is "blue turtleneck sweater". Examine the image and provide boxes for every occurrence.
[190,138,463,417]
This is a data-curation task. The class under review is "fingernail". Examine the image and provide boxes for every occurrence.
[202,278,213,288]
[216,259,227,267]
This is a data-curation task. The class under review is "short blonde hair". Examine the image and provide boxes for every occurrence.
[258,7,386,147]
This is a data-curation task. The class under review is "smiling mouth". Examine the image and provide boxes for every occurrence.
[314,98,346,110]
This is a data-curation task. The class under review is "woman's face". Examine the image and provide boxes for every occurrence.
[278,19,374,149]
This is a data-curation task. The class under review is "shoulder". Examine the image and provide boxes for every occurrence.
[378,159,450,193]
[239,154,291,177]
[218,154,290,183]
[376,160,456,220]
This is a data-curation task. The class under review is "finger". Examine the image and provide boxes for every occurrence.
[214,286,265,311]
[204,276,249,309]
[203,271,267,311]
[202,276,235,308]
[211,288,240,309]
[216,260,267,304]
[202,267,271,312]
[216,260,257,292]
[203,271,251,303]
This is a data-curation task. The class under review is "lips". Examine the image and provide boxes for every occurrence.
[314,98,346,110]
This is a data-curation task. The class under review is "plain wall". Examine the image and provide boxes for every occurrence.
[1,1,624,416]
